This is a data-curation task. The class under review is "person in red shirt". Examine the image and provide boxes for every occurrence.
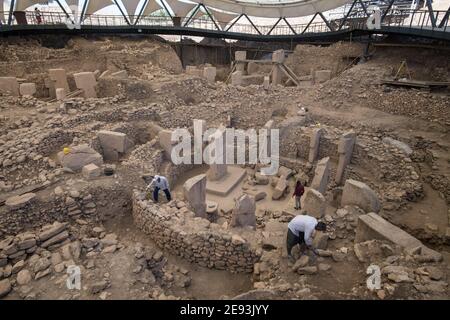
[35,8,42,25]
[292,180,305,210]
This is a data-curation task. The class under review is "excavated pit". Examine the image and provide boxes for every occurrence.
[0,35,449,300]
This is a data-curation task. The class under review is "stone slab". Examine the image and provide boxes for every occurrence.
[19,83,36,96]
[356,213,442,261]
[0,77,19,96]
[206,166,246,196]
[73,72,97,98]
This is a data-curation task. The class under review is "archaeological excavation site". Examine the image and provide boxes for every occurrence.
[0,0,449,303]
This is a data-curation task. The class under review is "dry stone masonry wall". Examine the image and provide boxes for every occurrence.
[132,191,260,273]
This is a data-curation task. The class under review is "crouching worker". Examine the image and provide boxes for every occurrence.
[286,214,326,262]
[145,175,172,203]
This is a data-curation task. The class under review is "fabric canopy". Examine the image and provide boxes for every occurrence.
[84,0,114,15]
[189,0,354,18]
[121,0,140,22]
[65,0,80,6]
[164,0,196,17]
[15,0,43,11]
[209,7,238,30]
[141,0,163,16]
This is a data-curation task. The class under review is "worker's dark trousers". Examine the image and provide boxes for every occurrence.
[286,229,305,256]
[153,187,172,202]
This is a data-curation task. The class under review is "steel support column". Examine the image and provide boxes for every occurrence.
[438,6,450,28]
[243,14,261,35]
[357,0,369,17]
[426,0,436,27]
[55,0,71,19]
[80,0,90,21]
[267,17,282,35]
[381,0,396,22]
[283,17,297,35]
[8,0,16,25]
[160,0,173,19]
[225,14,242,31]
[112,0,130,25]
[338,0,358,30]
[318,12,333,31]
[135,0,149,25]
[302,12,318,34]
[201,4,220,31]
[183,4,200,27]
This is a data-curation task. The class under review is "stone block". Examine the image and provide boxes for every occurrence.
[272,49,285,63]
[301,188,326,218]
[382,137,413,155]
[315,70,332,83]
[312,231,328,249]
[19,83,36,96]
[5,193,36,210]
[48,69,70,92]
[278,166,294,179]
[231,194,256,228]
[203,67,216,83]
[206,128,228,181]
[56,88,66,100]
[247,61,258,75]
[111,70,128,79]
[82,163,101,179]
[355,213,442,261]
[231,71,243,86]
[73,72,97,98]
[335,130,356,185]
[308,128,324,163]
[235,51,246,61]
[57,144,103,172]
[0,77,19,96]
[183,174,207,218]
[186,66,203,77]
[263,76,270,90]
[98,130,131,153]
[341,179,380,213]
[272,177,287,200]
[158,129,176,159]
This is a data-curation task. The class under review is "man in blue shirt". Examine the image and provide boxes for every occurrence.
[145,175,172,203]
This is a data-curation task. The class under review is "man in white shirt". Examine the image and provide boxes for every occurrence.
[146,175,172,203]
[287,214,326,261]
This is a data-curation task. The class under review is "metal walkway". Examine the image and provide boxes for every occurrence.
[1,7,449,42]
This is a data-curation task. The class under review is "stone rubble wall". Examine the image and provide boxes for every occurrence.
[0,189,98,237]
[132,191,260,273]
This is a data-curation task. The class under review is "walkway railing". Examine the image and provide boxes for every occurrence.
[0,9,448,38]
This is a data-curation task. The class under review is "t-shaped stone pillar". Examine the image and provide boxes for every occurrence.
[271,49,285,86]
[308,128,324,163]
[183,174,207,218]
[73,72,97,98]
[206,127,228,181]
[335,130,356,185]
[230,194,256,228]
[235,51,247,73]
[231,71,243,86]
[310,157,330,194]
